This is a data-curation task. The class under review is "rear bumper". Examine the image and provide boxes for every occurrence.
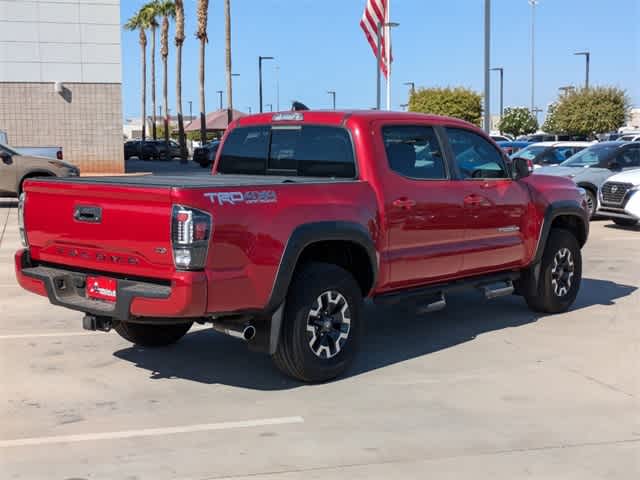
[15,249,207,320]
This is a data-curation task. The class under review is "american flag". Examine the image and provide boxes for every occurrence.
[360,0,391,77]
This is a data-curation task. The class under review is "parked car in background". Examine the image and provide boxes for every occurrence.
[0,143,79,197]
[496,140,531,156]
[597,169,640,227]
[511,142,592,168]
[13,146,63,160]
[124,140,182,161]
[490,134,513,143]
[535,141,640,218]
[518,133,589,142]
[618,134,640,142]
[598,132,625,142]
[193,140,220,168]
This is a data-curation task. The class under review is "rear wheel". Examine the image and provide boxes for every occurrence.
[523,229,582,313]
[115,321,193,347]
[272,263,363,382]
[613,218,638,227]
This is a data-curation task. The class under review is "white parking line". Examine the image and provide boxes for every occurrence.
[0,416,305,448]
[0,332,98,340]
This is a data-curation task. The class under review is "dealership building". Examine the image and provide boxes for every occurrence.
[0,0,123,173]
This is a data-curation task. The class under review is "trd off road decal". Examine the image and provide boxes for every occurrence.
[204,190,277,206]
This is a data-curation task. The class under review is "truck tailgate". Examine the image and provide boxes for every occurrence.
[24,179,175,279]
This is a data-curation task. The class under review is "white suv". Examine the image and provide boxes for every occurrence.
[597,169,640,226]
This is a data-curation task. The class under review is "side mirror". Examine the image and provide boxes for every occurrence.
[0,152,12,165]
[512,157,532,180]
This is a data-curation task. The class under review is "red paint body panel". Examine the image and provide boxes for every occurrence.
[16,110,587,320]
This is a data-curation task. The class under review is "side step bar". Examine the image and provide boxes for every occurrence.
[482,281,514,299]
[374,271,519,310]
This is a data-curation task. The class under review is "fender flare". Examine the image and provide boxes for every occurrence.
[265,221,378,312]
[532,200,589,265]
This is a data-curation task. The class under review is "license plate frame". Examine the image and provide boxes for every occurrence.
[86,276,117,303]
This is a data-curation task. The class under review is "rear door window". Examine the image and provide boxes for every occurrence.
[218,125,355,178]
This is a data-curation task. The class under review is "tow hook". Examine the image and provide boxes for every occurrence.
[82,314,116,332]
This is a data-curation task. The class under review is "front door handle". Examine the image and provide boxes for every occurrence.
[393,198,417,209]
[464,194,483,206]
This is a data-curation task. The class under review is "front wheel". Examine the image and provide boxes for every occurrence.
[272,263,363,382]
[115,321,193,347]
[613,218,638,227]
[584,189,596,219]
[523,229,582,314]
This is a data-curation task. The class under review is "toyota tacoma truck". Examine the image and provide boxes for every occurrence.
[15,111,589,382]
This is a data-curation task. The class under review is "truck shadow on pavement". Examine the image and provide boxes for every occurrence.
[113,277,636,390]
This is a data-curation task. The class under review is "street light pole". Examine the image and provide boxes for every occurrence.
[483,0,491,133]
[266,103,273,112]
[490,67,504,120]
[327,90,336,110]
[188,101,192,122]
[258,56,274,113]
[574,51,590,89]
[216,90,223,110]
[403,81,415,96]
[529,0,538,114]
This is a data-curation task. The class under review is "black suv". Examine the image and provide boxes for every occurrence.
[193,141,220,168]
[124,140,182,161]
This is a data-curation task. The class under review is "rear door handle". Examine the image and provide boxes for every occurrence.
[393,198,417,209]
[464,194,485,206]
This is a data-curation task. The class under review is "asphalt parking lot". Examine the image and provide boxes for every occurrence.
[0,197,638,479]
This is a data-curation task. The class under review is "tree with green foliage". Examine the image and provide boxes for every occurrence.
[542,102,562,133]
[408,87,482,126]
[552,87,629,137]
[497,107,538,137]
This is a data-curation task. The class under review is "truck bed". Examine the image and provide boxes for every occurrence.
[35,174,356,189]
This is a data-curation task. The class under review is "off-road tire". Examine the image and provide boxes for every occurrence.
[115,321,193,347]
[272,263,363,382]
[524,229,582,314]
[613,218,638,227]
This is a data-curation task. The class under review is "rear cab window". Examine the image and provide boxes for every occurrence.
[217,124,356,178]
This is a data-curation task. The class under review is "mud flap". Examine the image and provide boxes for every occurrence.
[247,302,285,354]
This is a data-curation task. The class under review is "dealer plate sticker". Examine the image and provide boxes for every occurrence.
[86,276,117,302]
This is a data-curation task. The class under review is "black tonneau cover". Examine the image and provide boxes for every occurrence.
[33,174,355,189]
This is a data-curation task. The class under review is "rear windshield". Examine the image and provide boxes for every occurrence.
[217,125,356,178]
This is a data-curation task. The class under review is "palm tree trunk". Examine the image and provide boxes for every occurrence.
[199,37,206,145]
[163,53,169,158]
[225,0,233,127]
[151,25,157,140]
[176,43,186,162]
[141,39,147,142]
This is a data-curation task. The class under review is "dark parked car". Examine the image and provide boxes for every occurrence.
[124,140,182,161]
[193,141,220,168]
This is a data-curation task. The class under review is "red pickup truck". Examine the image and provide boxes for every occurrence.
[15,111,589,382]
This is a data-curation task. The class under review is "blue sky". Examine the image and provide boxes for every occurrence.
[121,0,639,120]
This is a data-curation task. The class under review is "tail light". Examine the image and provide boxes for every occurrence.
[56,149,63,160]
[18,192,28,247]
[171,205,212,270]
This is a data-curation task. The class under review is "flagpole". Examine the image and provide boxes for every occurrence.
[385,0,391,111]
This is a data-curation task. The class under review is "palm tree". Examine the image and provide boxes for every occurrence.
[154,0,176,158]
[196,0,209,145]
[124,8,153,144]
[143,2,159,140]
[174,0,187,162]
[224,0,233,126]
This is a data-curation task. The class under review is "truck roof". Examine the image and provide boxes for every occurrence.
[235,110,478,130]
